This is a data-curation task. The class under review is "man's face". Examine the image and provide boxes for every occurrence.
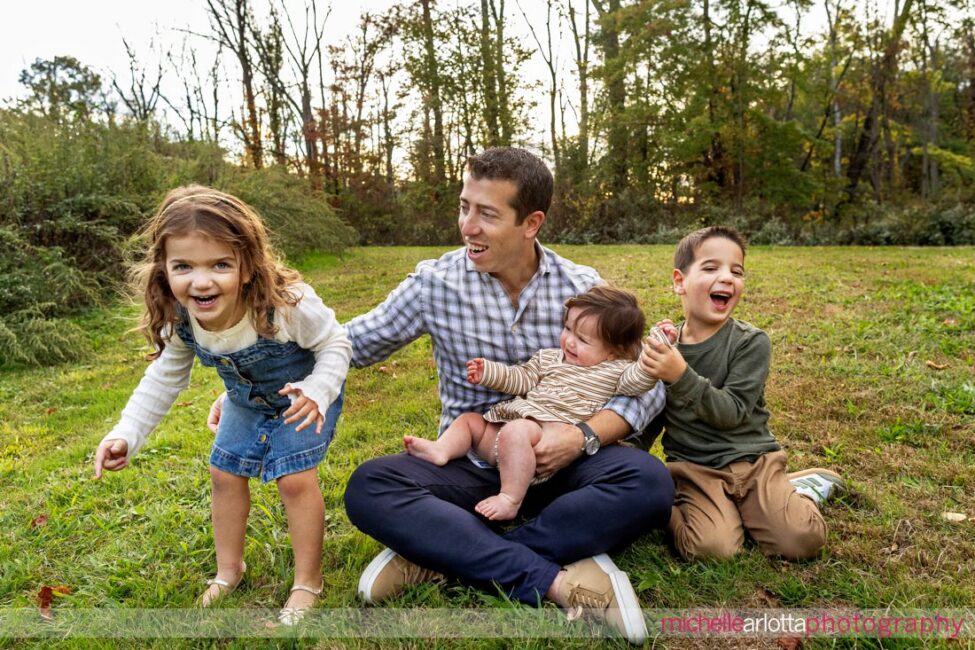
[458,175,539,276]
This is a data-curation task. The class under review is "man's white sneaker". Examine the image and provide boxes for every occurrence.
[789,468,844,505]
[557,554,647,645]
[357,547,445,604]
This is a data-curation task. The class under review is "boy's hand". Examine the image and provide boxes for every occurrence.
[279,386,324,434]
[94,439,129,478]
[207,393,225,434]
[655,319,679,344]
[640,336,687,384]
[467,358,485,384]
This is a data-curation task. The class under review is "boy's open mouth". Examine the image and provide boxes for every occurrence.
[192,295,218,306]
[710,291,732,308]
[467,243,487,254]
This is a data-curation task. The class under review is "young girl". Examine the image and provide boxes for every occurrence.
[93,186,351,624]
[404,285,670,521]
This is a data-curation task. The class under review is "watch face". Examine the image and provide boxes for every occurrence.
[584,436,600,455]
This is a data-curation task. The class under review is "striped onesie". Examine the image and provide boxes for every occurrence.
[481,348,658,427]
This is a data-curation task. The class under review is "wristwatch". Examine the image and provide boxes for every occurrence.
[577,421,600,456]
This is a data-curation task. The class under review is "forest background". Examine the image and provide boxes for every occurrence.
[2,0,974,368]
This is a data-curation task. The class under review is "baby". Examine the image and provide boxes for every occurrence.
[404,285,670,520]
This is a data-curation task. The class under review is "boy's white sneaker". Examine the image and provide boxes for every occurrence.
[788,468,844,505]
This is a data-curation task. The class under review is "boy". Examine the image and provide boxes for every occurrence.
[640,226,843,560]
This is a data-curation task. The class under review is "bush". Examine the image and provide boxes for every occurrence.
[0,226,92,366]
[219,166,356,258]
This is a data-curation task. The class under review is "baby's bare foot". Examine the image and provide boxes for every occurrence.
[475,492,521,520]
[403,435,449,466]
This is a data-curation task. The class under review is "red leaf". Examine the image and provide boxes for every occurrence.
[44,407,57,416]
[38,586,53,621]
[30,514,48,528]
[53,585,72,595]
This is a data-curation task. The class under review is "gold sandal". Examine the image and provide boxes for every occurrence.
[278,583,322,626]
[200,561,246,607]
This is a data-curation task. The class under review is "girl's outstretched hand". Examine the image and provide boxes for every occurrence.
[94,439,129,478]
[279,386,324,434]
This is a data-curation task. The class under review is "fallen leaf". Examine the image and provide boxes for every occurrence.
[907,351,918,360]
[30,514,48,528]
[925,360,949,370]
[777,637,803,650]
[176,401,194,408]
[942,512,968,523]
[756,585,780,606]
[943,318,958,326]
[38,586,53,621]
[379,366,390,374]
[44,407,57,416]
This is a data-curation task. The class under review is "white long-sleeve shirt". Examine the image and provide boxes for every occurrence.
[103,283,351,458]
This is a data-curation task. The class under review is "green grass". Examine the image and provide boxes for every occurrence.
[2,245,974,649]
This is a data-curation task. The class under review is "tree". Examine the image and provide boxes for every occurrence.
[205,0,264,168]
[18,56,109,121]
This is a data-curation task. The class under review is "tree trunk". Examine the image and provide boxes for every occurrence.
[842,0,913,208]
[420,0,446,183]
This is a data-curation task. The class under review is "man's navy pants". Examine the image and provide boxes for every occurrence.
[344,444,674,603]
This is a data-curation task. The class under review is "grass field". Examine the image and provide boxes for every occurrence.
[1,245,973,649]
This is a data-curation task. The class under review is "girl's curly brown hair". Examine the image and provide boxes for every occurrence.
[131,185,302,359]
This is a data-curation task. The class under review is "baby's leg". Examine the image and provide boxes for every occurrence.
[277,468,325,609]
[475,419,542,521]
[203,467,250,605]
[405,412,490,466]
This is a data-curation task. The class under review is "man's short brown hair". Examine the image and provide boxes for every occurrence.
[673,226,747,272]
[465,147,554,224]
[564,285,646,360]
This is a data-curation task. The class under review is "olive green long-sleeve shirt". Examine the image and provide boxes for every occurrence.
[662,318,781,467]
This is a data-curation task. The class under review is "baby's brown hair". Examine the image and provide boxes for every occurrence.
[564,285,646,360]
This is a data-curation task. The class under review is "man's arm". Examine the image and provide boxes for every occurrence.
[344,269,427,368]
[533,409,636,476]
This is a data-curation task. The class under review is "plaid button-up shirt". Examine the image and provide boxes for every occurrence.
[345,244,664,436]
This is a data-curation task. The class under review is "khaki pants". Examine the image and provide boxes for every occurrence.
[668,450,827,561]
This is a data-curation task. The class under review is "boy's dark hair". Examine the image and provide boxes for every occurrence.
[674,226,748,272]
[564,285,646,360]
[465,147,554,224]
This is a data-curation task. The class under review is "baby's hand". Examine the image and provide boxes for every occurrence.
[94,438,129,479]
[278,386,324,434]
[467,358,485,384]
[655,319,679,344]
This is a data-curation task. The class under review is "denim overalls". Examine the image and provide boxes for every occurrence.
[175,306,343,482]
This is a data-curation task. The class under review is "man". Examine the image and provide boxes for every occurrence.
[341,148,674,644]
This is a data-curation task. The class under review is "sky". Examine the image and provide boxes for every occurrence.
[0,0,405,104]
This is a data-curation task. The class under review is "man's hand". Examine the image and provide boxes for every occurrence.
[640,336,687,384]
[94,439,129,478]
[534,421,584,476]
[279,386,324,434]
[208,393,225,434]
[467,358,485,384]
